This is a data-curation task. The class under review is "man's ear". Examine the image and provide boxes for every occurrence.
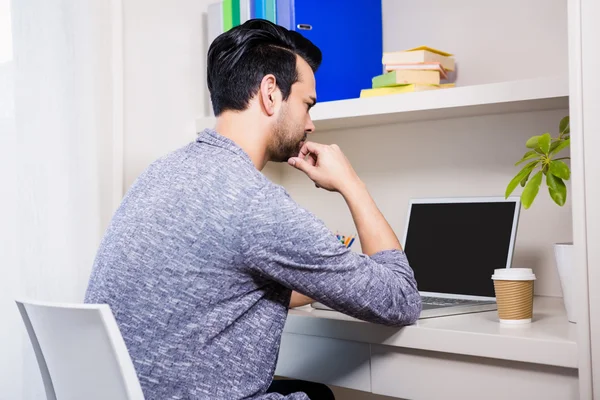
[259,74,279,116]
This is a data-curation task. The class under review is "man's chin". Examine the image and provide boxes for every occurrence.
[268,142,305,163]
[270,153,295,163]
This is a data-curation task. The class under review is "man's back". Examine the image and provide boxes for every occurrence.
[86,129,421,399]
[85,130,296,399]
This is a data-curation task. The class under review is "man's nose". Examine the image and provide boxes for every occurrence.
[306,117,315,134]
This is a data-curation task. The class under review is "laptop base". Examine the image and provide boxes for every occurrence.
[310,301,497,320]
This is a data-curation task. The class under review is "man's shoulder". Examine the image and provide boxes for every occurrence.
[151,141,266,183]
[246,180,321,229]
[137,140,293,208]
[250,178,292,204]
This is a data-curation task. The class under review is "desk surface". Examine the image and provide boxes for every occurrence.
[285,296,578,369]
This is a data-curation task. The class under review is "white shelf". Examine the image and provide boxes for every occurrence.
[285,296,577,369]
[196,77,569,133]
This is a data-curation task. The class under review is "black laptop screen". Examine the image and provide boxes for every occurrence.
[403,201,518,297]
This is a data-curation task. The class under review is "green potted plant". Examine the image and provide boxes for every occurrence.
[505,115,575,322]
[505,116,570,209]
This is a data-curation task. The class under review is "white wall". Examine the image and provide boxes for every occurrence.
[1,1,116,398]
[382,0,568,86]
[123,0,213,189]
[0,7,17,398]
[0,59,20,400]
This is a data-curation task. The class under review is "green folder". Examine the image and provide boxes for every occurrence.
[372,71,399,89]
[223,0,241,31]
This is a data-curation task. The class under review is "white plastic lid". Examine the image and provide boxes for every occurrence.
[491,268,536,281]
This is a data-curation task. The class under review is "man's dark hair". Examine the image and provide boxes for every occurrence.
[207,19,322,116]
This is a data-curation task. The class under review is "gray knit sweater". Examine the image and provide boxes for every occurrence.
[84,129,421,400]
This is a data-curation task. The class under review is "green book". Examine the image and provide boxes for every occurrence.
[372,70,441,88]
[232,0,241,27]
[223,0,233,31]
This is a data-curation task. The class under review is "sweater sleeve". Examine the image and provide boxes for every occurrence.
[240,185,421,327]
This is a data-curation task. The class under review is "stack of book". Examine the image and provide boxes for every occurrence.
[360,46,456,98]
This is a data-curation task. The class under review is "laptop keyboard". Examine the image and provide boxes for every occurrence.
[421,296,495,307]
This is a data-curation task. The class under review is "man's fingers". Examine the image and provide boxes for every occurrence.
[288,157,315,177]
[298,141,325,159]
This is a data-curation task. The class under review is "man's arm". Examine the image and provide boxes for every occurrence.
[242,142,421,326]
[286,143,400,309]
[289,142,401,256]
[290,142,401,308]
[241,185,420,326]
[289,291,314,308]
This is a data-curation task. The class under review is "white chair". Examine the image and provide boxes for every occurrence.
[15,299,145,400]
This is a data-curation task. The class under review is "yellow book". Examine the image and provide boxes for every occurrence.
[404,46,453,57]
[383,47,455,72]
[360,84,441,98]
[372,70,441,87]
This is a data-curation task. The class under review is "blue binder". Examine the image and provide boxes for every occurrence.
[292,0,383,102]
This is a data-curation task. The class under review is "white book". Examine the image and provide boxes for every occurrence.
[240,0,252,24]
[384,62,448,79]
[207,1,224,46]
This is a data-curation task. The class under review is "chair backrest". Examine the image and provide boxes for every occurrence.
[15,299,145,400]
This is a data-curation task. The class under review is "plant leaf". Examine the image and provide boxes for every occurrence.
[505,161,539,198]
[549,140,562,153]
[550,138,570,156]
[520,169,533,187]
[521,171,543,209]
[538,133,552,154]
[547,173,567,206]
[515,150,540,166]
[526,135,541,149]
[549,160,571,180]
[559,116,570,135]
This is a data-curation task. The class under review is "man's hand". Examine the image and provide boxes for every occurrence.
[289,291,314,308]
[288,142,362,195]
[289,141,401,256]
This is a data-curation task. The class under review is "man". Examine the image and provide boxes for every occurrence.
[85,19,421,400]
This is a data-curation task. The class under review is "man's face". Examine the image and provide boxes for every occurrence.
[268,56,317,162]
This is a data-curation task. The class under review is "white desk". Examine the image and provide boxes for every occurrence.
[275,297,579,400]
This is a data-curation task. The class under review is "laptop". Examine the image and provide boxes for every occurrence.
[311,196,521,319]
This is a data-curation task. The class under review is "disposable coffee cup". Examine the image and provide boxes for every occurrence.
[491,268,536,324]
